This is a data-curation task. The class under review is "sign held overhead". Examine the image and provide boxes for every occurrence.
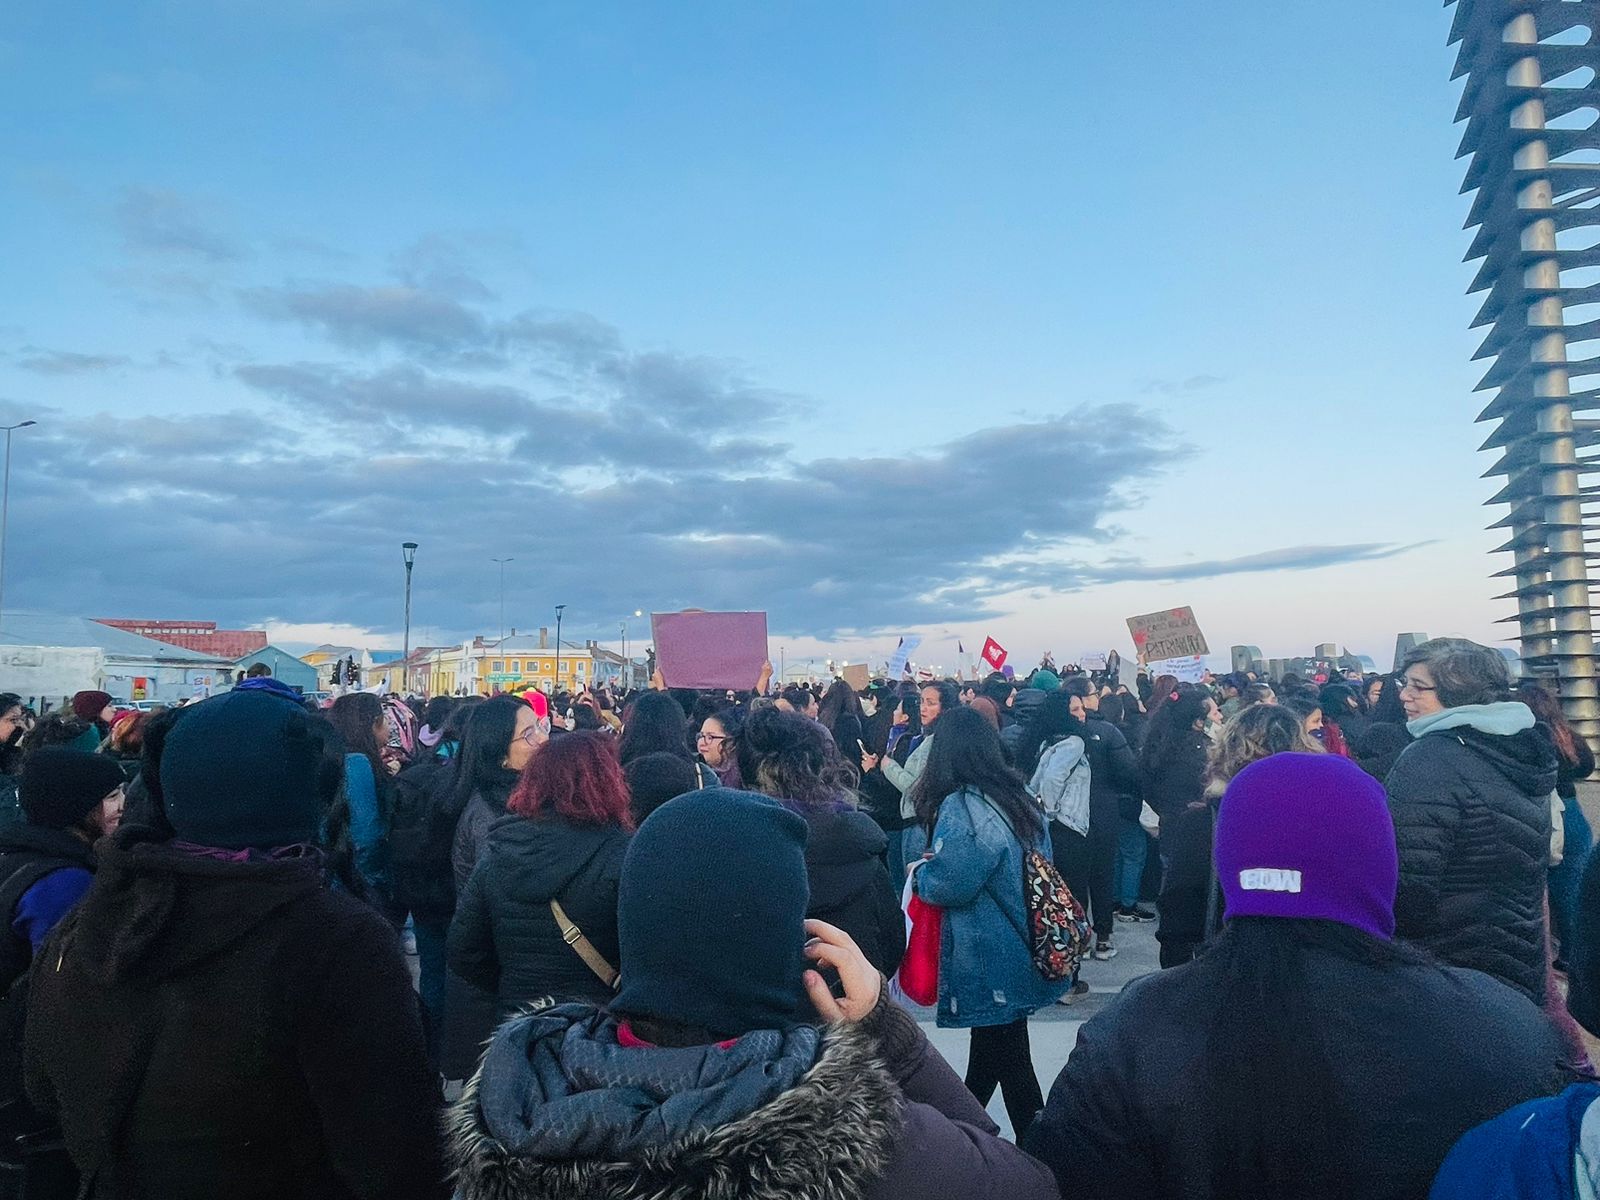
[1127,607,1209,665]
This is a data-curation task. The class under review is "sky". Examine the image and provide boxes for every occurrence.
[0,1,1533,671]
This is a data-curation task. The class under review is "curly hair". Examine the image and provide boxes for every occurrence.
[736,705,857,814]
[1204,703,1323,797]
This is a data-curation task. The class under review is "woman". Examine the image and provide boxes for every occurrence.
[445,789,1059,1200]
[857,691,920,880]
[1100,693,1154,923]
[1025,752,1566,1200]
[327,693,396,901]
[861,679,957,867]
[102,710,149,783]
[1156,704,1321,968]
[618,692,716,788]
[449,732,633,1016]
[449,694,547,895]
[817,678,867,759]
[1518,681,1594,967]
[695,707,745,789]
[1280,692,1342,756]
[738,706,903,976]
[1321,682,1370,749]
[0,693,28,827]
[1016,692,1093,934]
[1386,638,1556,1002]
[908,705,1069,1136]
[25,689,448,1200]
[1139,684,1218,826]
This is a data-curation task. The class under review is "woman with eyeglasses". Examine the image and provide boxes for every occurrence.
[618,692,717,789]
[1384,638,1557,1003]
[694,707,744,788]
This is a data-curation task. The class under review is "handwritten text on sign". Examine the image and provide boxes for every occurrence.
[1126,607,1209,664]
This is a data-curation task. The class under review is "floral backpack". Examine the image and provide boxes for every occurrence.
[1021,842,1092,982]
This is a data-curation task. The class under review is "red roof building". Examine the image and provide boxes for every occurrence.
[96,619,268,661]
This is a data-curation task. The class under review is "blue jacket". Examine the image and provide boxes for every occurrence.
[1431,1083,1600,1200]
[915,786,1068,1027]
[344,752,391,896]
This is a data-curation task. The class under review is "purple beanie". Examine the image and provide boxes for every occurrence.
[1214,752,1397,940]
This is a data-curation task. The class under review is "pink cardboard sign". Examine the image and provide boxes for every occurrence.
[651,610,769,690]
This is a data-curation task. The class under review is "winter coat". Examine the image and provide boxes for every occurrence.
[1386,704,1557,1003]
[1082,717,1140,826]
[449,813,629,1013]
[1356,723,1412,782]
[883,734,932,820]
[1028,735,1090,834]
[1154,800,1220,961]
[1024,941,1567,1200]
[344,752,391,898]
[1559,848,1600,1036]
[1429,1082,1600,1200]
[450,771,520,896]
[914,786,1069,1027]
[24,829,447,1200]
[1557,735,1595,802]
[447,995,1062,1200]
[802,808,905,977]
[1141,730,1209,825]
[389,750,464,921]
[858,733,914,836]
[829,712,866,762]
[0,825,96,984]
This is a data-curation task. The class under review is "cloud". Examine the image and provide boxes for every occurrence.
[113,185,243,263]
[1139,374,1225,396]
[239,283,492,356]
[13,348,132,375]
[1086,541,1434,583]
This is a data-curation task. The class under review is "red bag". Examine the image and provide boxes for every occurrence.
[897,891,943,1007]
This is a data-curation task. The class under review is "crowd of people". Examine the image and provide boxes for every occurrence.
[0,635,1592,1197]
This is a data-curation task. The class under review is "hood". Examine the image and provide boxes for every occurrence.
[1408,701,1536,740]
[482,814,622,905]
[1451,724,1560,798]
[0,823,97,870]
[803,810,888,912]
[448,1002,900,1200]
[58,826,326,983]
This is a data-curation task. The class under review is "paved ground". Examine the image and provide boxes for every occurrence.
[909,914,1161,1140]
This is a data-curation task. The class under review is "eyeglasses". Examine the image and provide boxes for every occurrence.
[1398,676,1437,694]
[517,724,545,744]
[696,732,728,745]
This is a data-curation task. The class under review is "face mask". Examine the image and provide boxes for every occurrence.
[1205,720,1224,743]
[860,696,878,717]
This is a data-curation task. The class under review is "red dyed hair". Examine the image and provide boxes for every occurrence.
[508,731,634,829]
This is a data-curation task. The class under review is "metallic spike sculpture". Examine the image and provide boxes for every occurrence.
[1448,0,1600,739]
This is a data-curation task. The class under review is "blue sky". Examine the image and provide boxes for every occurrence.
[0,2,1518,669]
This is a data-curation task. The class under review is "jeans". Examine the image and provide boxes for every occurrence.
[1551,794,1594,960]
[1114,819,1148,907]
[412,915,450,1068]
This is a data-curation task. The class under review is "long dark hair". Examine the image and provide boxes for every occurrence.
[1015,691,1089,775]
[617,692,694,764]
[816,679,864,732]
[1370,676,1406,725]
[907,705,1040,839]
[1140,683,1210,780]
[0,692,24,775]
[327,693,390,795]
[737,705,856,814]
[1196,917,1431,1199]
[1517,681,1581,765]
[446,695,527,812]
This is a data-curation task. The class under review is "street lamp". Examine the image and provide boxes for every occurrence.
[401,542,418,694]
[554,603,566,692]
[620,609,643,689]
[491,557,513,645]
[0,420,36,636]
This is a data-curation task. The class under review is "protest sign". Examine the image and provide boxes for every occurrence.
[841,663,870,690]
[1127,607,1209,664]
[651,611,769,689]
[980,636,1008,671]
[886,634,922,679]
[1080,652,1108,671]
[1148,655,1207,683]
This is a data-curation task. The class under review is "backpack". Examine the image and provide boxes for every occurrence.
[1021,843,1092,982]
[388,756,462,919]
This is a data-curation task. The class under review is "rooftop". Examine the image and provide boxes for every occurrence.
[1,613,230,663]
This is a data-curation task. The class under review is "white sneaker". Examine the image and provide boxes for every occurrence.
[1092,941,1117,960]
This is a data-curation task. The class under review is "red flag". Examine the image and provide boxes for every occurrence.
[980,637,1007,671]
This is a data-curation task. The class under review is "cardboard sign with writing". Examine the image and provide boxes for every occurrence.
[841,662,870,691]
[1126,607,1209,664]
[1148,655,1207,684]
[651,611,769,689]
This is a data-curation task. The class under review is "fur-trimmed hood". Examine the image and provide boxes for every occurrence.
[447,1002,904,1200]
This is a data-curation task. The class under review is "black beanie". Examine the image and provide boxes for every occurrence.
[622,752,701,824]
[612,788,811,1037]
[160,690,324,850]
[20,747,126,830]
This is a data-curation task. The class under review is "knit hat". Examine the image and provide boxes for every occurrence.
[622,752,701,824]
[613,788,811,1036]
[1214,753,1397,940]
[1031,670,1061,694]
[20,747,126,830]
[160,690,325,850]
[71,690,114,723]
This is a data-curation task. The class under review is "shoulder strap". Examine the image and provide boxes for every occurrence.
[549,899,620,990]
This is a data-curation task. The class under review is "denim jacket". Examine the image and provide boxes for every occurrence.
[914,786,1069,1027]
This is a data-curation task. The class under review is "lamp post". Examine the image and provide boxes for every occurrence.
[619,608,642,689]
[0,419,37,636]
[554,604,566,692]
[401,542,418,694]
[491,557,513,646]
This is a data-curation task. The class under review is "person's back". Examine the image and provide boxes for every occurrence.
[801,807,904,977]
[1026,754,1566,1200]
[23,689,447,1200]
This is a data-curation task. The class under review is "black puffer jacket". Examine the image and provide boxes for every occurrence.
[449,772,519,897]
[1141,730,1209,825]
[1385,715,1556,1003]
[1082,717,1140,826]
[448,814,630,1013]
[802,809,905,977]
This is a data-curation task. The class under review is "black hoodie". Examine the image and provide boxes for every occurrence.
[802,808,905,977]
[23,828,447,1200]
[448,813,630,1012]
[1386,719,1557,1003]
